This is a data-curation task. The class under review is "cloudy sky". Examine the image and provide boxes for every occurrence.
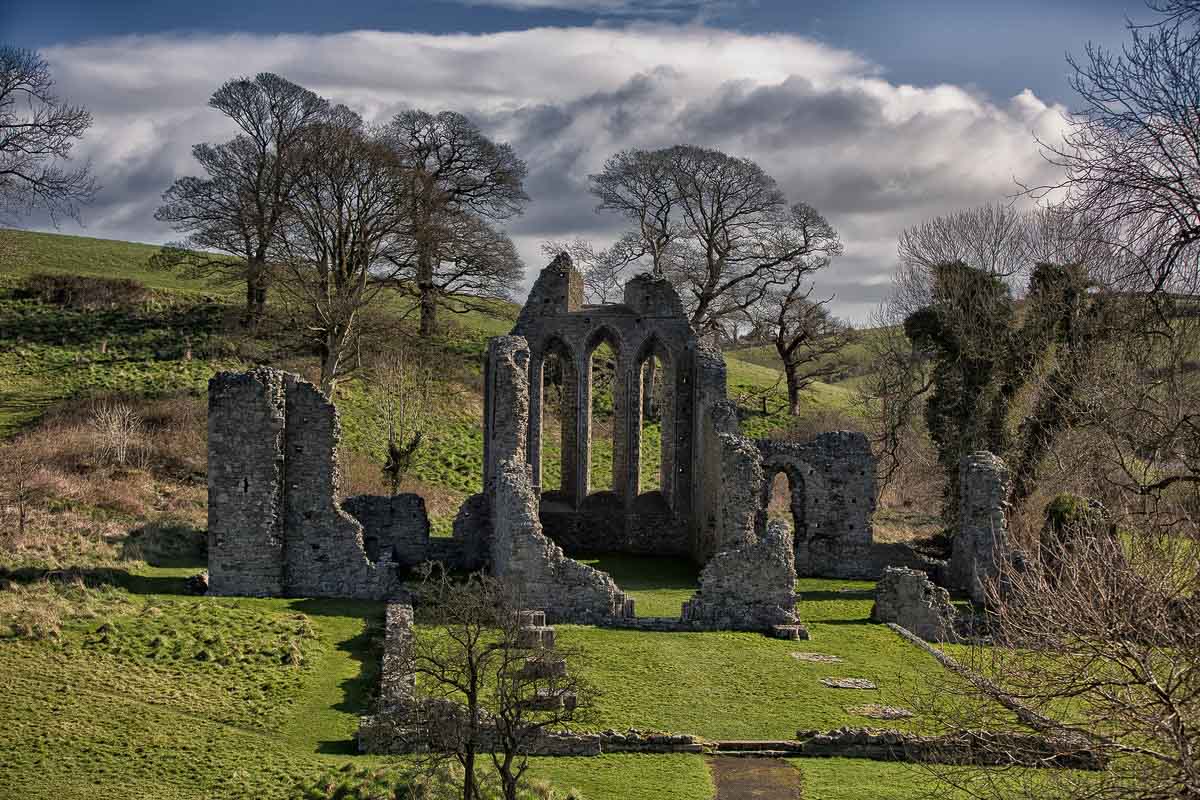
[5,0,1145,321]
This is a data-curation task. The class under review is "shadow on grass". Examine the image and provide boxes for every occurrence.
[0,564,191,595]
[288,599,384,755]
[799,590,874,601]
[575,553,699,592]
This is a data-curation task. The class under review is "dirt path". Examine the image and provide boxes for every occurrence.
[708,756,803,800]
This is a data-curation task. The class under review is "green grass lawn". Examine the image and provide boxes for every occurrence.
[0,554,961,800]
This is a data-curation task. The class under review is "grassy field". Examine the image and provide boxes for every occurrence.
[0,547,953,800]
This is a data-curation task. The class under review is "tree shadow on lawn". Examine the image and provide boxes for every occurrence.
[0,564,191,596]
[290,598,383,755]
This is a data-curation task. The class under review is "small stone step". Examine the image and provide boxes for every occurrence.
[517,625,556,649]
[712,740,805,753]
[519,655,567,679]
[771,624,810,641]
[518,610,546,627]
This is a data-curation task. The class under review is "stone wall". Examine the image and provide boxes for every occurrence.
[207,368,286,596]
[491,458,632,624]
[792,727,1103,769]
[342,494,430,568]
[870,567,959,642]
[682,519,799,631]
[207,368,400,600]
[950,451,1012,604]
[757,432,876,579]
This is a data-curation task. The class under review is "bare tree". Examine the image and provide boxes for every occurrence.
[405,568,589,800]
[745,204,848,415]
[91,399,144,468]
[910,514,1199,800]
[385,110,528,336]
[271,106,410,398]
[590,145,842,337]
[0,437,53,538]
[589,148,677,276]
[155,73,329,326]
[1027,0,1200,295]
[0,46,95,226]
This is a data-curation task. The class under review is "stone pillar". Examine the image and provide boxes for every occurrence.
[951,451,1012,604]
[206,368,287,596]
[659,356,678,509]
[558,354,580,502]
[622,359,644,503]
[484,336,531,492]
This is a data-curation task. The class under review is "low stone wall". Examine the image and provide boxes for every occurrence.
[359,716,705,757]
[793,726,1104,769]
[870,567,960,643]
[539,492,691,558]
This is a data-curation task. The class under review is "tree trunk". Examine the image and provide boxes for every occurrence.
[785,362,802,416]
[418,246,438,337]
[243,259,270,328]
[463,750,476,800]
[319,334,341,400]
[499,751,519,800]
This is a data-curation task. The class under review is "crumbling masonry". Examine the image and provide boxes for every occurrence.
[206,254,879,627]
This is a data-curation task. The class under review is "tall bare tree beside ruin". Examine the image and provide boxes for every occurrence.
[271,106,411,398]
[745,203,849,415]
[155,73,329,326]
[589,144,842,338]
[385,110,528,336]
[0,46,96,226]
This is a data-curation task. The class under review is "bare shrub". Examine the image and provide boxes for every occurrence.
[0,437,55,538]
[90,399,145,468]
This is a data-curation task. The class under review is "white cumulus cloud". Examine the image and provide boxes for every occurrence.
[36,24,1068,322]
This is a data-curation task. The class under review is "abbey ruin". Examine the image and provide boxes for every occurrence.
[206,254,1011,635]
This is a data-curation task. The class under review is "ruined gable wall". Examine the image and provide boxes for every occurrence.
[207,368,287,596]
[492,458,632,623]
[281,375,398,600]
[485,335,633,623]
[207,367,401,600]
[757,432,876,579]
[682,519,798,631]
